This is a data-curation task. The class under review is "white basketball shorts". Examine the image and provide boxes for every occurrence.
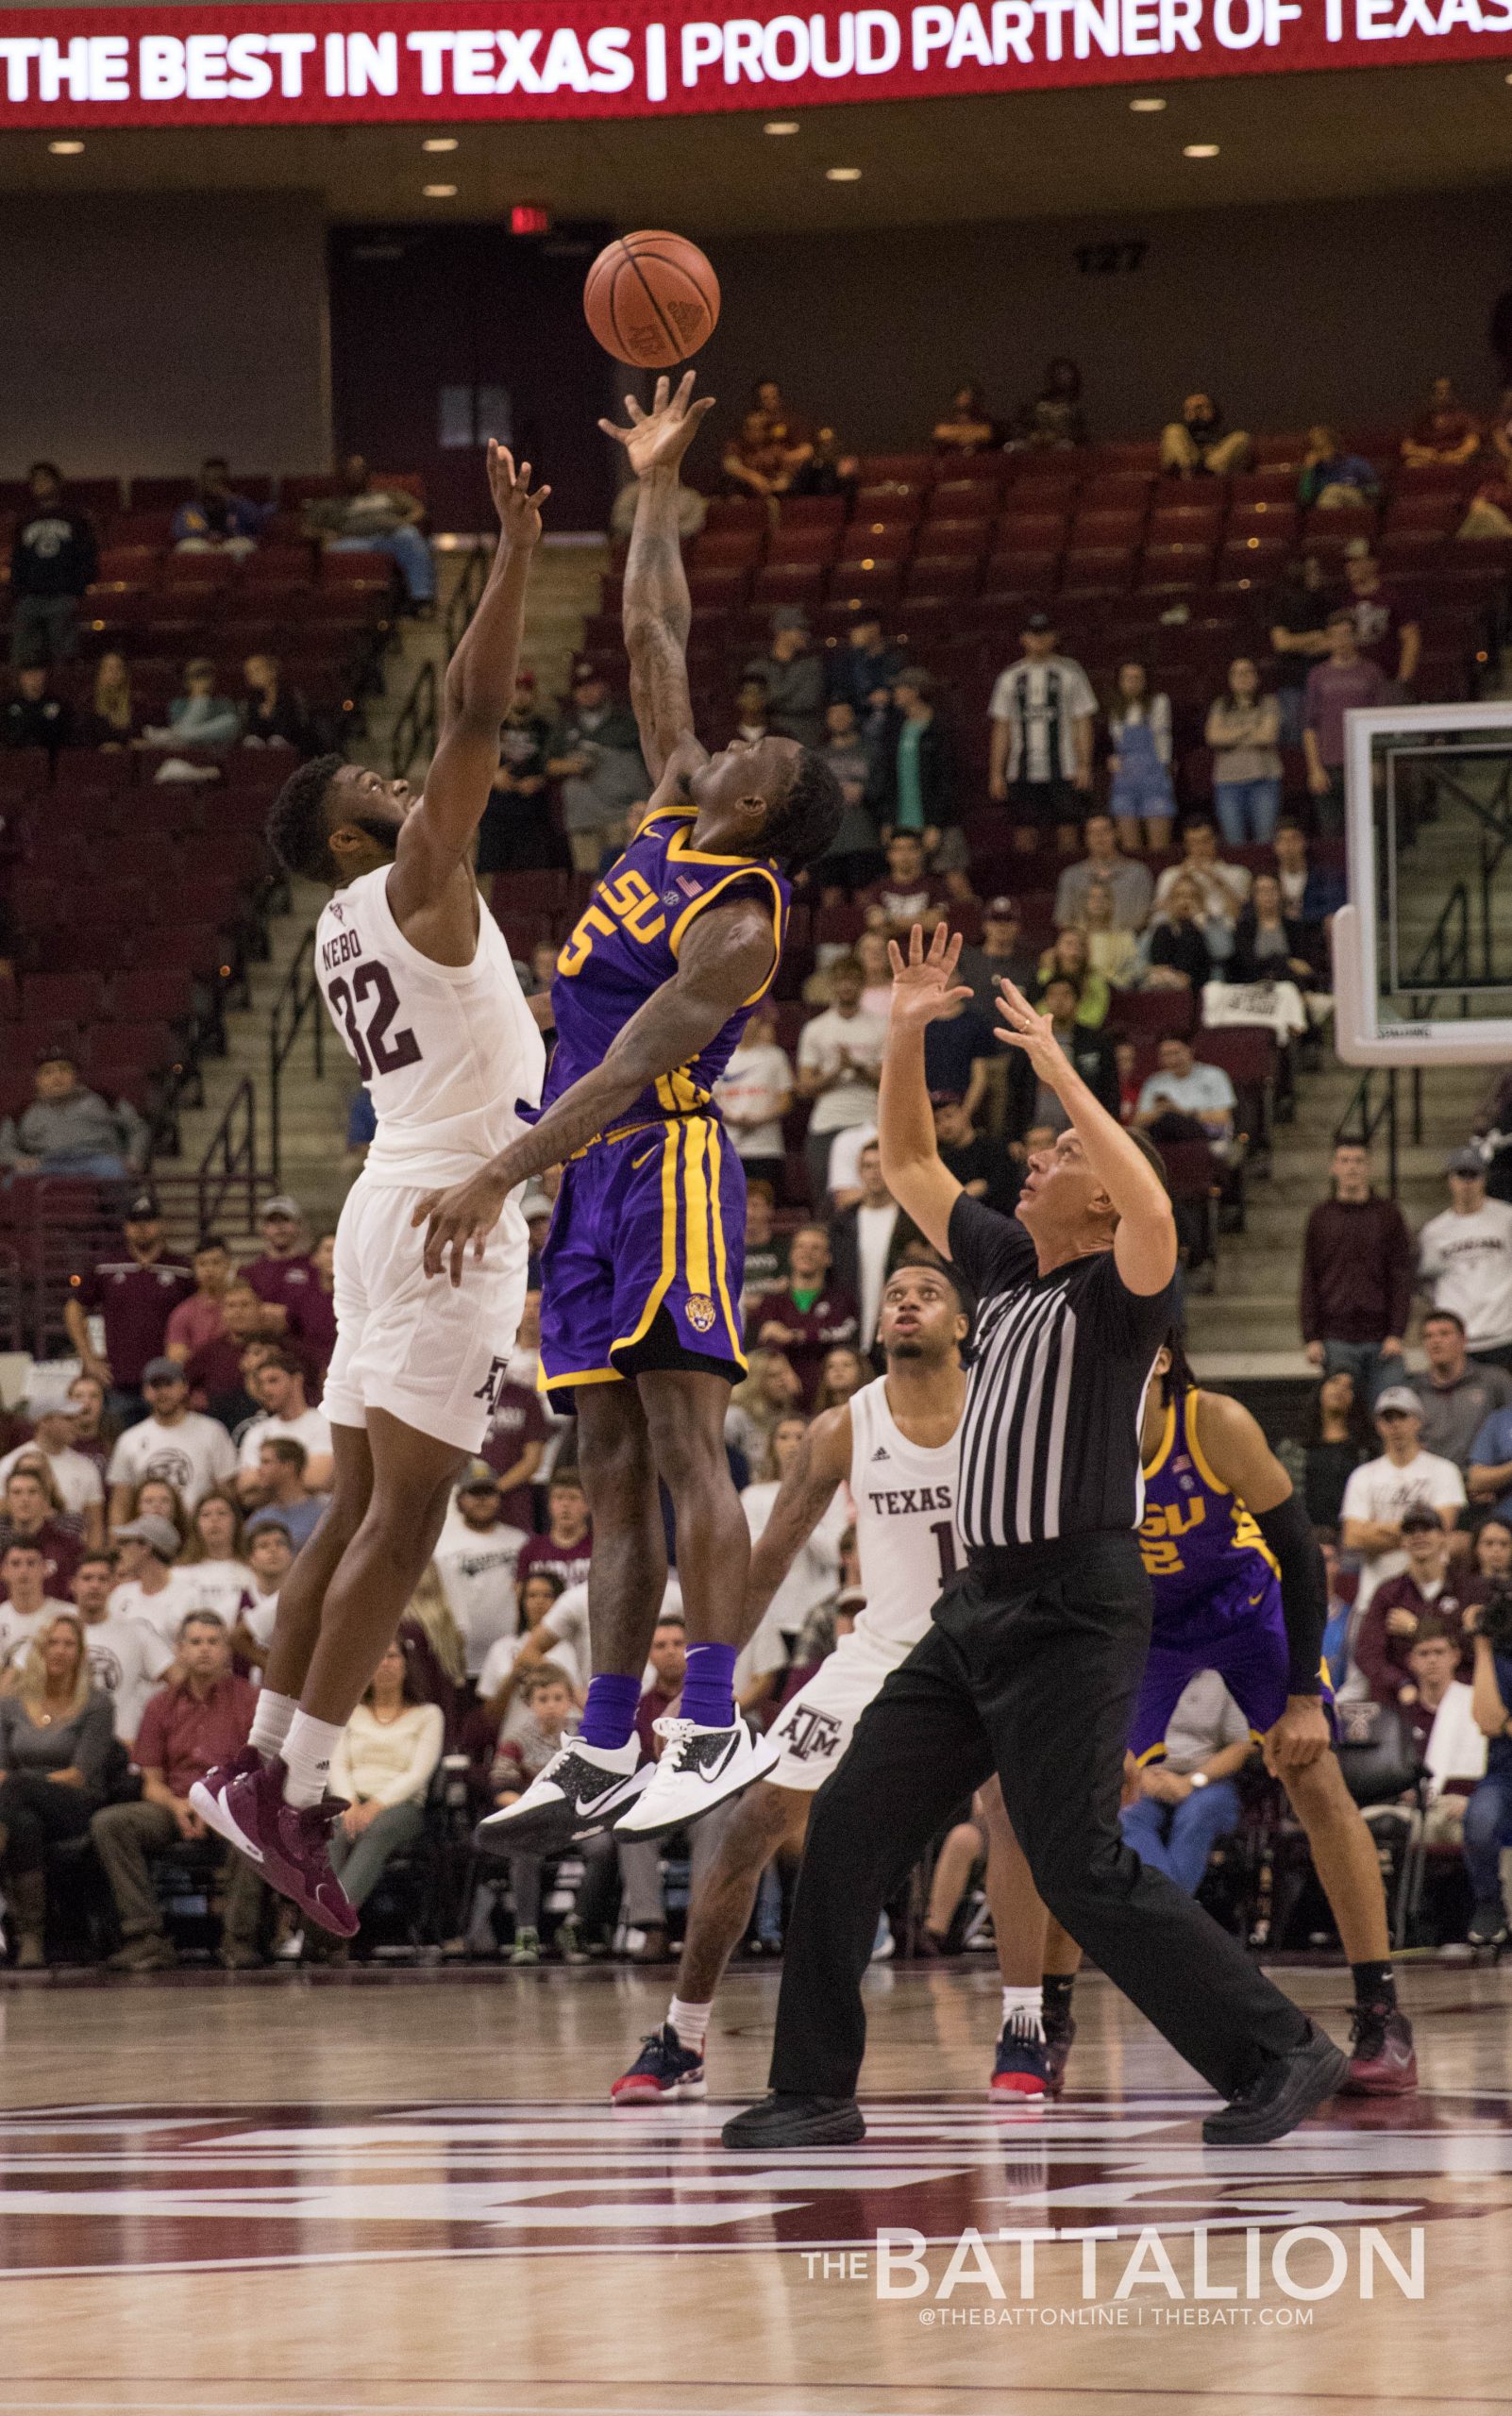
[764,1623,919,1794]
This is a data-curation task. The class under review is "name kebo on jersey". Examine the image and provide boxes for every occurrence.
[866,1483,953,1517]
[321,927,365,972]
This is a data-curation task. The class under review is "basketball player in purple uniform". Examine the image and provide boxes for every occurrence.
[1016,1332,1417,2097]
[416,374,843,1848]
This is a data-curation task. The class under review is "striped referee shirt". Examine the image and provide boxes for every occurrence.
[949,1195,1176,1552]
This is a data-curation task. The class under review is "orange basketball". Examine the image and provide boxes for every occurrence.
[584,229,721,369]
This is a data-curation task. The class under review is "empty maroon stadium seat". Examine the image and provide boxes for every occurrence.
[903,560,978,601]
[773,495,848,529]
[930,473,1004,513]
[109,970,194,1024]
[1105,987,1198,1040]
[1218,536,1289,582]
[855,455,934,485]
[1089,442,1160,474]
[21,973,105,1027]
[702,496,766,532]
[241,547,316,585]
[1138,543,1216,592]
[828,563,905,609]
[1070,507,1146,548]
[1148,502,1225,545]
[752,563,827,610]
[851,481,927,515]
[761,528,842,567]
[1386,491,1457,533]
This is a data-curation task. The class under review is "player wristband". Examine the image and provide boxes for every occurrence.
[1254,1491,1328,1696]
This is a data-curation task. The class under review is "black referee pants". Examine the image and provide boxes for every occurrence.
[767,1533,1309,2103]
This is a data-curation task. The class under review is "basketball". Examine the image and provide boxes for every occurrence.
[583,229,721,368]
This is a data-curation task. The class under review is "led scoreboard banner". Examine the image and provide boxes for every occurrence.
[0,0,1507,126]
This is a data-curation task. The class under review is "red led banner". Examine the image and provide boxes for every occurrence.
[0,0,1507,126]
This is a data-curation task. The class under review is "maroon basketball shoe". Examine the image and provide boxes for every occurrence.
[218,1755,359,1938]
[1340,2005,1418,2096]
[189,1747,267,1862]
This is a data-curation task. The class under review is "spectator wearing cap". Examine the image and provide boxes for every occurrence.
[744,610,825,748]
[987,613,1097,856]
[241,654,316,756]
[91,1608,263,1971]
[1300,1140,1415,1409]
[242,1195,319,1343]
[0,1386,106,1550]
[8,462,96,666]
[105,1511,204,1647]
[106,1360,238,1528]
[546,663,647,875]
[170,458,266,557]
[1339,1387,1466,1617]
[163,1236,234,1368]
[932,1091,1014,1212]
[1052,812,1155,933]
[1411,1310,1512,1473]
[828,1141,924,1354]
[246,1437,323,1550]
[481,670,555,875]
[828,615,906,719]
[65,1194,195,1429]
[1419,1148,1512,1370]
[304,454,434,608]
[234,1355,333,1499]
[433,1465,529,1680]
[3,662,74,754]
[958,897,1038,1028]
[0,1049,148,1181]
[1348,1508,1482,1708]
[139,657,242,752]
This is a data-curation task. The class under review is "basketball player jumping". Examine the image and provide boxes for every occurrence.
[191,444,550,1933]
[416,373,843,1850]
[1001,1330,1418,2096]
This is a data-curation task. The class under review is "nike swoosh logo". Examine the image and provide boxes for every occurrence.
[631,1149,657,1169]
[1249,1593,1266,1605]
[696,1732,742,1784]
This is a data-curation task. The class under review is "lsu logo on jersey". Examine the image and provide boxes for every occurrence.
[1139,1492,1206,1578]
[558,868,666,978]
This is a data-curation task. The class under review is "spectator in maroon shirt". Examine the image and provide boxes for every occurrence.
[183,1283,273,1425]
[480,1364,552,1534]
[0,1465,82,1601]
[1352,1510,1481,1706]
[514,1469,593,1593]
[1302,612,1389,839]
[748,1224,861,1405]
[63,1191,194,1427]
[1343,550,1420,693]
[298,1231,339,1385]
[856,832,952,936]
[163,1236,234,1368]
[1400,376,1481,470]
[241,1195,320,1344]
[1300,1139,1416,1410]
[89,1609,263,1971]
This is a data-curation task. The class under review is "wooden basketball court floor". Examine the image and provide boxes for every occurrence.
[0,1958,1504,2416]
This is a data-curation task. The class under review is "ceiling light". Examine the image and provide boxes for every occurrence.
[1184,142,1219,158]
[423,183,458,198]
[1129,95,1167,110]
[764,120,799,135]
[423,136,459,152]
[48,139,84,155]
[826,165,863,182]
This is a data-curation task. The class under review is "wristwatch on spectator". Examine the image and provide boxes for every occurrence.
[1189,1770,1210,1789]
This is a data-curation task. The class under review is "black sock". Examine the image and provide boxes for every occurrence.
[1352,1958,1396,2011]
[1043,1971,1077,2018]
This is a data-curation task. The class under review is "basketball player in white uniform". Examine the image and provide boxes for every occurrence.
[613,1260,986,2101]
[191,443,550,1937]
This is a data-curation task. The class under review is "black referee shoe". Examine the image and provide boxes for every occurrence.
[721,2092,866,2149]
[1201,2022,1350,2146]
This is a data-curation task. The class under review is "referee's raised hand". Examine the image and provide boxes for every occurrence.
[886,921,972,1033]
[991,977,1064,1081]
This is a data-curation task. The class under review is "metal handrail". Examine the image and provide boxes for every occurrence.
[445,540,492,656]
[391,657,439,780]
[194,1075,262,1235]
[268,928,325,1184]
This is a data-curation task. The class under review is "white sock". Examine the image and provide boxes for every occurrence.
[282,1709,345,1808]
[1001,1984,1044,2039]
[668,1996,712,2053]
[248,1689,297,1760]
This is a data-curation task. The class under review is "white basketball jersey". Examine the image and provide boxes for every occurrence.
[848,1373,965,1651]
[315,865,546,1191]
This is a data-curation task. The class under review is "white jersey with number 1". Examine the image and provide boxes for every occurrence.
[316,864,547,1453]
[764,1372,964,1792]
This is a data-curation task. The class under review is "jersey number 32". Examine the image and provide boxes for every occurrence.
[328,963,423,1081]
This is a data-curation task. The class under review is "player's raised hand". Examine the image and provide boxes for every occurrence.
[885,921,971,1036]
[412,1165,512,1287]
[487,441,551,547]
[598,369,715,480]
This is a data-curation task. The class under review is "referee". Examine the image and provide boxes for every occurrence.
[724,925,1348,2151]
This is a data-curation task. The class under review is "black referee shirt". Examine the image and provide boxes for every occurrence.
[949,1195,1177,1553]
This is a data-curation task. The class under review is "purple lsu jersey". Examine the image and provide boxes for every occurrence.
[1138,1386,1282,1643]
[544,804,791,1124]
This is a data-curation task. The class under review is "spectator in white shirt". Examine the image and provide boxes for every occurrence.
[106,1359,238,1529]
[987,612,1097,856]
[228,1521,294,1668]
[234,1354,334,1498]
[1419,1149,1512,1369]
[178,1486,258,1630]
[1135,1035,1239,1156]
[0,1541,74,1682]
[796,957,887,1212]
[323,1641,445,1944]
[741,1415,846,1638]
[432,1465,529,1679]
[0,1396,105,1550]
[1152,814,1252,927]
[478,1569,582,1746]
[70,1550,173,1747]
[105,1512,206,1647]
[714,1003,794,1198]
[1339,1387,1467,1615]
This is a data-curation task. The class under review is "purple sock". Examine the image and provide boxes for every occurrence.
[680,1641,738,1730]
[580,1673,642,1751]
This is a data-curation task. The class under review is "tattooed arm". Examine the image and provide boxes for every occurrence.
[599,372,715,787]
